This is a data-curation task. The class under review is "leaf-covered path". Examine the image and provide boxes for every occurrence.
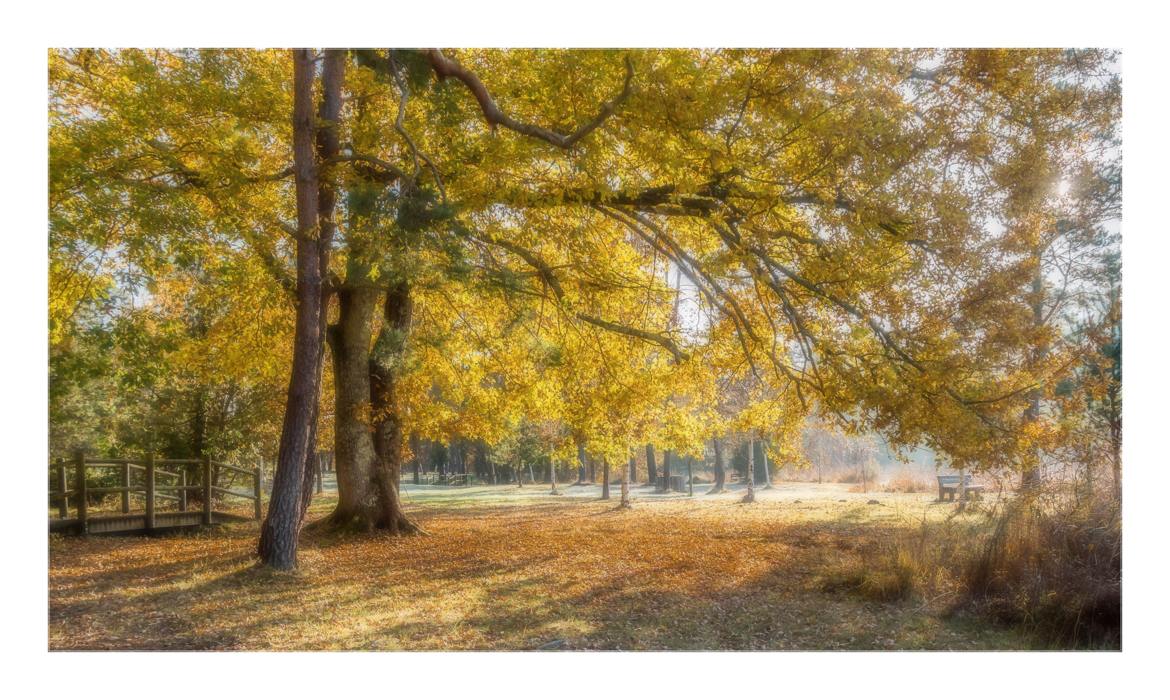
[49,484,1022,650]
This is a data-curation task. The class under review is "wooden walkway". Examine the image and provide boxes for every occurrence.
[49,453,264,536]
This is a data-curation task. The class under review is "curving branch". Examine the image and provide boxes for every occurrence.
[425,49,634,149]
[386,50,447,201]
[469,231,688,362]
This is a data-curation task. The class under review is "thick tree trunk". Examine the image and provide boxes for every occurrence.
[318,283,382,530]
[369,282,425,534]
[646,444,657,486]
[709,438,726,494]
[258,49,342,569]
[313,278,423,534]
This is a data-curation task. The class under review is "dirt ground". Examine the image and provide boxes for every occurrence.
[48,480,1023,650]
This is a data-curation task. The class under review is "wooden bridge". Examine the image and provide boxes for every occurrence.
[49,452,264,535]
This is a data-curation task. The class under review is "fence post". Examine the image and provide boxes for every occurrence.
[253,466,263,521]
[178,469,187,512]
[202,456,213,526]
[74,450,88,534]
[145,455,156,531]
[56,458,68,519]
[121,461,131,514]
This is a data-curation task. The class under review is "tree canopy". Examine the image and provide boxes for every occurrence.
[49,48,1120,567]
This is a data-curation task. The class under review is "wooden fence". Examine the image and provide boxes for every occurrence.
[49,451,263,535]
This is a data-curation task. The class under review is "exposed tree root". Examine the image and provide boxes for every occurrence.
[307,506,428,536]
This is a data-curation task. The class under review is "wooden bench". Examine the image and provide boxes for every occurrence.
[937,474,984,502]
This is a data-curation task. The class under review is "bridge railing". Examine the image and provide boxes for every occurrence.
[49,451,263,534]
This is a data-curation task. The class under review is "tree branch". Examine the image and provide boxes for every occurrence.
[425,49,634,149]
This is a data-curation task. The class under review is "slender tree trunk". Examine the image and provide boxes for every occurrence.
[601,459,610,500]
[1021,259,1046,492]
[742,438,756,503]
[646,444,657,487]
[1111,415,1121,502]
[411,433,421,485]
[709,438,726,494]
[760,441,773,489]
[550,457,560,495]
[258,49,340,569]
[620,455,631,508]
[576,440,587,484]
[661,450,672,492]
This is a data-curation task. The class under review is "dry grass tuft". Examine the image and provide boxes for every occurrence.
[833,466,878,485]
[883,470,930,494]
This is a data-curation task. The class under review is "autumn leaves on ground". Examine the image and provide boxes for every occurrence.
[49,484,1023,651]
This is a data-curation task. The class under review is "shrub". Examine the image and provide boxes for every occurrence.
[823,489,1121,649]
[960,496,1120,649]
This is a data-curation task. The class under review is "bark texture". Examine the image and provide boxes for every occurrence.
[369,282,425,534]
[258,49,341,569]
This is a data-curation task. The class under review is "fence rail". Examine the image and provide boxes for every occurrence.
[411,472,477,487]
[49,451,263,535]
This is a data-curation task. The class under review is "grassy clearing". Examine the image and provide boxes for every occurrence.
[49,482,1027,650]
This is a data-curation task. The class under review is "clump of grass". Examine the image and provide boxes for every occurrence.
[884,470,929,493]
[822,513,972,604]
[822,549,919,602]
[960,496,1120,649]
